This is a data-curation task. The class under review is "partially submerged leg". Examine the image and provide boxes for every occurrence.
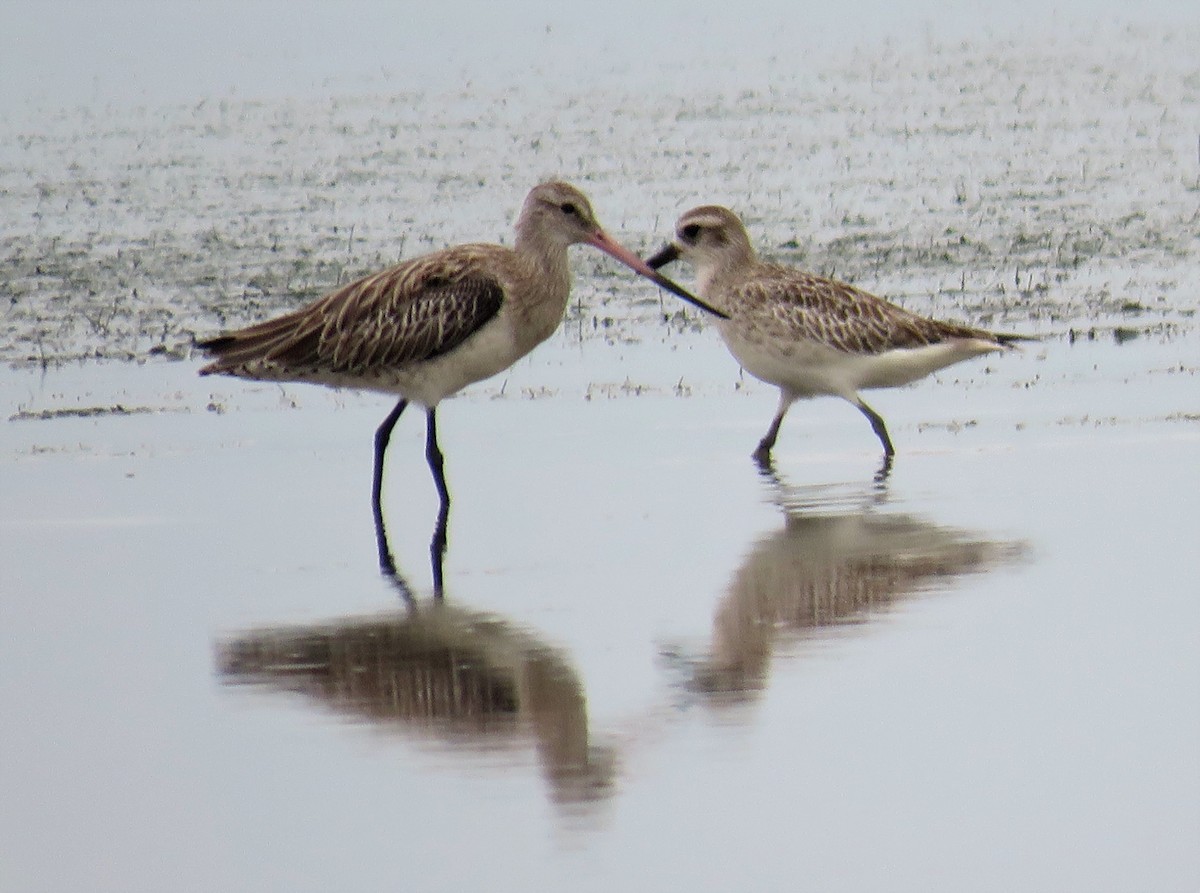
[373,399,408,575]
[873,453,894,487]
[854,396,895,458]
[753,390,795,463]
[425,408,450,597]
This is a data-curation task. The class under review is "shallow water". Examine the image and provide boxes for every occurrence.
[3,330,1198,891]
[3,6,1200,892]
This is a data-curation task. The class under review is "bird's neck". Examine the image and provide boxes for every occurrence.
[511,234,573,346]
[697,249,755,303]
[514,228,572,292]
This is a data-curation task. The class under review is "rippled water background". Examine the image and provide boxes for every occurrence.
[2,3,1198,891]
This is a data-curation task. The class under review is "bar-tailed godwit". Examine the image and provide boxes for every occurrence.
[647,205,1033,466]
[198,181,722,590]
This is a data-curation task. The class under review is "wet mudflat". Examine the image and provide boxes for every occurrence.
[3,6,1200,892]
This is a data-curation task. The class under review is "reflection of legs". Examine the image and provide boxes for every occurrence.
[854,396,895,459]
[373,399,408,575]
[425,408,450,597]
[381,563,418,609]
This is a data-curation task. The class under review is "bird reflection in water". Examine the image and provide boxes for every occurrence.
[216,567,616,813]
[676,464,1025,700]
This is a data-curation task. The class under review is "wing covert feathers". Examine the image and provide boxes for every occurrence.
[198,251,506,377]
[734,265,1023,354]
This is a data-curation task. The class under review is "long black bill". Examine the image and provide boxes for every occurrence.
[646,269,726,319]
[587,230,726,319]
[646,242,680,270]
[640,242,724,317]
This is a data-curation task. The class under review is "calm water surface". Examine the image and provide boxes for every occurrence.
[2,336,1197,890]
[2,5,1199,890]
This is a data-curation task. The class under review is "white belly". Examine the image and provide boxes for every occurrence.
[719,321,1001,400]
[279,313,525,408]
[377,314,525,407]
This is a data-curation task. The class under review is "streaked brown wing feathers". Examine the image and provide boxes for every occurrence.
[739,267,980,354]
[199,253,505,375]
[322,274,504,373]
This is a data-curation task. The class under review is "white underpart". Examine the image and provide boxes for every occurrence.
[718,321,1002,401]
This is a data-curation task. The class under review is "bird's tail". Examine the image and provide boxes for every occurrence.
[195,313,320,375]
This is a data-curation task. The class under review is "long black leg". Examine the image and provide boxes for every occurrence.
[854,397,895,459]
[373,399,408,576]
[754,389,797,464]
[425,408,450,597]
[753,407,788,464]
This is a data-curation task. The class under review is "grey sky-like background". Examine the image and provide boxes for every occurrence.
[3,0,1198,111]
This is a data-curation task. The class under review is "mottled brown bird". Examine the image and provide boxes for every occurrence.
[198,181,722,589]
[648,205,1033,466]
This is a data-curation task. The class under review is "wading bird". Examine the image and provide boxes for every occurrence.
[198,181,723,592]
[647,205,1033,470]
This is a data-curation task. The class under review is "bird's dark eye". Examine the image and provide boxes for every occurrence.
[560,202,578,216]
[681,223,701,241]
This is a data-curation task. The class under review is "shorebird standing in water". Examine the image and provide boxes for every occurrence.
[647,205,1033,469]
[198,181,723,592]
